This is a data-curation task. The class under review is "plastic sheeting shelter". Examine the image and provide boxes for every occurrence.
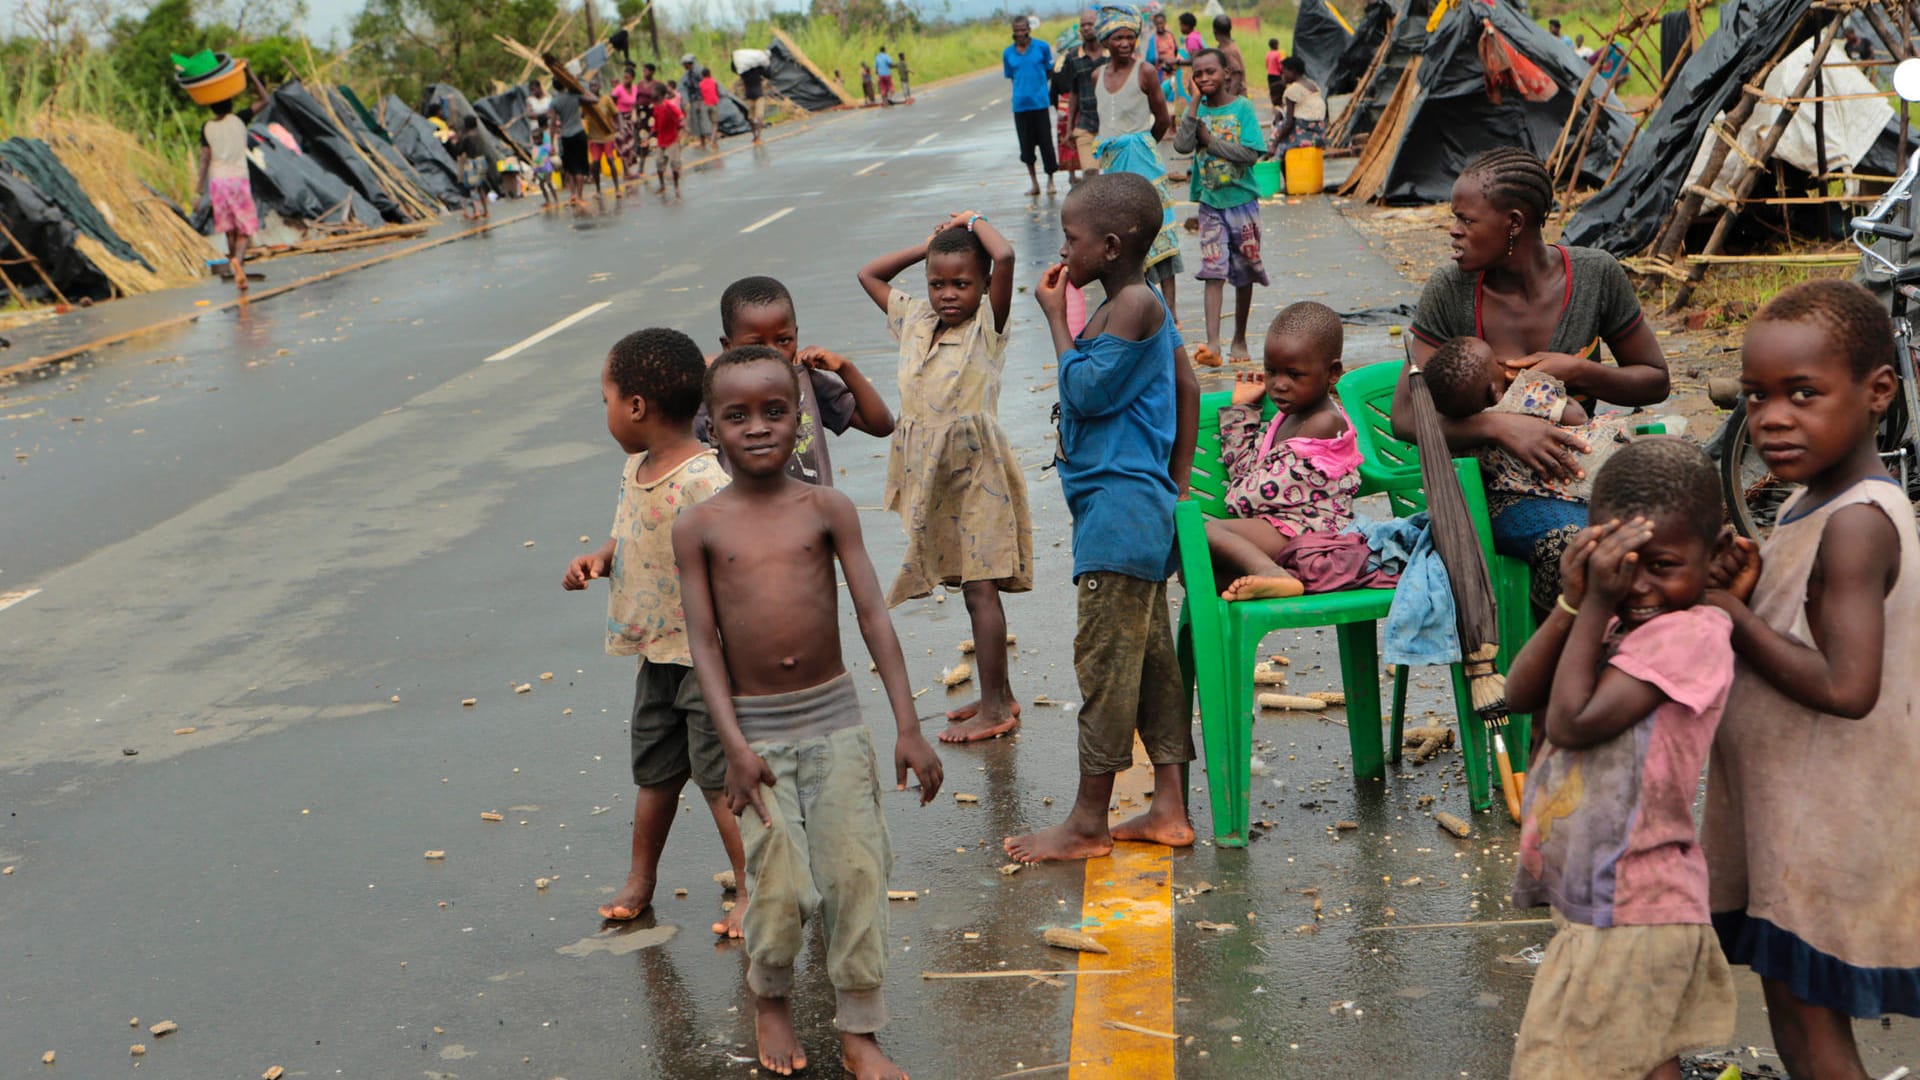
[377,95,468,209]
[1561,0,1814,255]
[1367,0,1634,203]
[189,126,383,234]
[1329,0,1394,93]
[0,139,147,269]
[472,85,535,154]
[255,82,411,222]
[1293,0,1355,88]
[0,169,111,302]
[765,38,850,112]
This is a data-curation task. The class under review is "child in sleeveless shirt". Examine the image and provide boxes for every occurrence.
[1206,302,1361,601]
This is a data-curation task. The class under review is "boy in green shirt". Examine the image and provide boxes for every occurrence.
[1175,49,1270,364]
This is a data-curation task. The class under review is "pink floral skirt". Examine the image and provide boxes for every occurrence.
[209,176,257,237]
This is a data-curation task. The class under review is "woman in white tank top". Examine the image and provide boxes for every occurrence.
[1088,6,1184,316]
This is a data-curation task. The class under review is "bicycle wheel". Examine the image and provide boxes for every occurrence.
[1720,392,1917,540]
[1720,401,1794,540]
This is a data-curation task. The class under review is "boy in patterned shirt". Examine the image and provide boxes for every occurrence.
[563,327,747,935]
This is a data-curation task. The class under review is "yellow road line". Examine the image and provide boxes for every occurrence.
[1068,741,1176,1078]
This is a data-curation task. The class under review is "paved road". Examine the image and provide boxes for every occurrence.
[3,72,1914,1080]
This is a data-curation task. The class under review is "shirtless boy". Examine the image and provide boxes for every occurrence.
[674,346,944,1080]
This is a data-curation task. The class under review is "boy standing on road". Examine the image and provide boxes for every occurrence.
[675,347,943,1080]
[563,328,747,936]
[651,89,685,197]
[1004,15,1058,196]
[1177,48,1269,365]
[1212,13,1246,96]
[1005,172,1200,864]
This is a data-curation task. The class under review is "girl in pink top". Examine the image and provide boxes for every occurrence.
[610,65,642,174]
[1207,302,1361,601]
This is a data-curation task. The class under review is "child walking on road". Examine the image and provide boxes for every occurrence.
[1176,49,1269,365]
[197,97,256,295]
[562,328,748,936]
[858,211,1034,744]
[1701,279,1920,1080]
[703,276,894,485]
[1503,439,1738,1079]
[675,347,944,1080]
[1005,172,1200,863]
[1207,301,1360,601]
[456,116,490,221]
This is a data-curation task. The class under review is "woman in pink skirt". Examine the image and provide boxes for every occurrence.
[198,98,257,295]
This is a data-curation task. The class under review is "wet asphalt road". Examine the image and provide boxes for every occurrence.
[3,72,1916,1080]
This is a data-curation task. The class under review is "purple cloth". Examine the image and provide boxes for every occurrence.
[1275,530,1399,593]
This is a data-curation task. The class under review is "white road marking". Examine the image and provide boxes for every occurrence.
[985,97,1002,107]
[740,206,796,233]
[0,588,41,615]
[915,132,939,146]
[854,160,888,176]
[483,302,611,363]
[959,112,977,122]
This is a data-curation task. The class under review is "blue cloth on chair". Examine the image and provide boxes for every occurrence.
[1345,513,1460,667]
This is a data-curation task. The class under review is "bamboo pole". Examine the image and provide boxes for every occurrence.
[1596,0,1705,192]
[0,217,69,306]
[1648,13,1808,261]
[1666,13,1847,311]
[1328,13,1397,148]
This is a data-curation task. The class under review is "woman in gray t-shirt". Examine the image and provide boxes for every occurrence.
[1391,147,1669,608]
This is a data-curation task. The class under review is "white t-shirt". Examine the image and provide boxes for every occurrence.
[1284,80,1327,122]
[203,114,249,181]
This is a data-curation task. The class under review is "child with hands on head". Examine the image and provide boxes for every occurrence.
[857,210,1034,744]
[561,327,747,935]
[673,347,942,1080]
[1502,438,1739,1080]
[699,276,894,486]
[1206,300,1360,601]
[1700,279,1920,1080]
[1004,172,1200,865]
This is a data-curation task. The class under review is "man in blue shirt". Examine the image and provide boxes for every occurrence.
[875,46,896,104]
[1003,16,1057,195]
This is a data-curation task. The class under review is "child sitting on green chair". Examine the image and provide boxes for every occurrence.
[1206,301,1362,601]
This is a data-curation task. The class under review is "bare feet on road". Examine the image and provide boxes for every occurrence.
[841,1031,908,1079]
[1004,821,1113,863]
[940,699,1021,743]
[598,872,653,921]
[712,894,746,939]
[1110,807,1196,847]
[755,996,807,1075]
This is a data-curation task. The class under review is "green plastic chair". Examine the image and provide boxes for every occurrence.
[1174,360,1532,846]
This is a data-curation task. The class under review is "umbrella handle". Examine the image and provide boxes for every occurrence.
[1493,733,1523,825]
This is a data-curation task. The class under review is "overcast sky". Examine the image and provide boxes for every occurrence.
[292,0,1027,46]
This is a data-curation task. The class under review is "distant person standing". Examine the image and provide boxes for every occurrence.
[197,96,256,295]
[521,78,555,140]
[549,81,596,207]
[1265,38,1284,104]
[1180,12,1204,58]
[898,52,912,99]
[1549,18,1575,48]
[1212,14,1246,97]
[733,52,768,143]
[1004,15,1057,195]
[680,55,715,150]
[1064,8,1108,178]
[698,68,721,152]
[875,46,896,104]
[611,65,643,176]
[860,62,876,105]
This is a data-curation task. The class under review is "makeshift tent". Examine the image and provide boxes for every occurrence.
[377,95,468,209]
[189,125,382,231]
[1293,0,1355,88]
[1344,0,1634,204]
[472,85,535,154]
[765,36,854,111]
[0,170,111,303]
[1328,0,1394,94]
[1332,0,1432,145]
[256,83,402,222]
[1560,0,1815,256]
[0,139,147,269]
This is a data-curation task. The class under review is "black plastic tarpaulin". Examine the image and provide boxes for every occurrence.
[378,95,467,209]
[1561,0,1814,255]
[1346,0,1432,137]
[255,82,406,223]
[1374,0,1634,204]
[472,85,534,154]
[764,39,846,112]
[1293,0,1355,89]
[1329,0,1394,94]
[0,138,148,269]
[189,126,381,230]
[0,170,111,302]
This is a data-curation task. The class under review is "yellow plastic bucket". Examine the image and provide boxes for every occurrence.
[1284,146,1325,195]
